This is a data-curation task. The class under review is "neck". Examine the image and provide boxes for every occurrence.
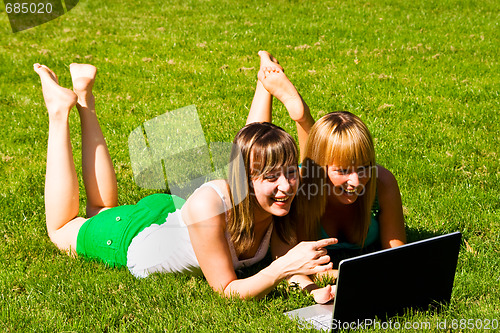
[253,208,273,229]
[326,196,351,211]
[324,197,359,222]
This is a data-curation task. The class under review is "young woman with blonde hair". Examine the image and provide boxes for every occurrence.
[251,50,406,303]
[34,62,337,300]
[295,112,405,253]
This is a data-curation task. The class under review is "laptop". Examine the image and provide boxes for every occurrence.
[285,232,462,331]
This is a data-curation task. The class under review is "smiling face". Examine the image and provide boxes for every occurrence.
[227,122,299,254]
[327,163,373,205]
[251,165,299,218]
[303,112,377,206]
[229,122,299,222]
[297,112,378,241]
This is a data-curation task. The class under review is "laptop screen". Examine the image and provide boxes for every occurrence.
[332,232,461,323]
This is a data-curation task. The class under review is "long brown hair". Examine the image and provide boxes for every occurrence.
[227,122,298,255]
[297,112,376,246]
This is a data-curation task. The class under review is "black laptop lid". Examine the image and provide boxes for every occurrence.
[332,232,461,322]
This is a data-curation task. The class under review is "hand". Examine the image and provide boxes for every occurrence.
[276,238,337,278]
[310,285,336,304]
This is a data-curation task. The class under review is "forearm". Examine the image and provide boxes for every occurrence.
[288,273,336,304]
[223,257,288,299]
[287,274,319,293]
[223,238,338,299]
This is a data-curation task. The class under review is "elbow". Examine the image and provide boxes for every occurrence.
[218,280,243,299]
[221,287,252,300]
[220,282,264,300]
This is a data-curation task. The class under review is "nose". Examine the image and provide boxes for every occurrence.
[277,174,292,193]
[347,171,360,187]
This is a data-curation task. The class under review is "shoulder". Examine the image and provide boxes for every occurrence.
[375,165,402,207]
[373,166,406,247]
[376,165,399,192]
[182,180,230,227]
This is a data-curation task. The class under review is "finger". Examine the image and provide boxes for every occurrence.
[315,261,333,272]
[324,285,335,302]
[315,238,338,249]
[313,254,331,265]
[313,286,333,304]
[312,248,327,259]
[301,261,332,277]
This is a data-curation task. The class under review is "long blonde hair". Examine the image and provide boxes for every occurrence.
[228,122,298,255]
[297,112,376,246]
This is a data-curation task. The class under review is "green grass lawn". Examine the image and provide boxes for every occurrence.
[1,0,499,331]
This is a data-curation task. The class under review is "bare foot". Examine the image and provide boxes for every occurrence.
[258,50,283,72]
[257,67,307,122]
[34,63,77,119]
[69,63,97,109]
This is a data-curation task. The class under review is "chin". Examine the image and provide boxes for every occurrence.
[269,204,291,217]
[273,210,290,217]
[337,194,358,205]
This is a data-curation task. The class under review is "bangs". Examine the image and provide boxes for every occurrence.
[327,124,375,167]
[250,131,298,177]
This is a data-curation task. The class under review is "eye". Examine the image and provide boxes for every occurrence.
[334,168,349,175]
[357,166,366,172]
[357,165,371,177]
[263,173,279,181]
[286,168,298,179]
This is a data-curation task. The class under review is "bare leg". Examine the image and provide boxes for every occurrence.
[70,63,118,217]
[257,59,315,159]
[35,63,86,253]
[246,51,283,124]
[247,81,272,124]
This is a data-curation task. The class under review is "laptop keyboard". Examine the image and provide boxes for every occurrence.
[307,313,332,331]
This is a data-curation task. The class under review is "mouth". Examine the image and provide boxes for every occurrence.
[344,188,357,195]
[273,196,290,203]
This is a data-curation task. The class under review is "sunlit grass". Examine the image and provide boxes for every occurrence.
[1,0,498,331]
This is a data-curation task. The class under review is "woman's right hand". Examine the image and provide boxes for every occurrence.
[311,285,336,304]
[275,238,337,278]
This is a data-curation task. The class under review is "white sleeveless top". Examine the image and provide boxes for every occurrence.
[127,182,273,278]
